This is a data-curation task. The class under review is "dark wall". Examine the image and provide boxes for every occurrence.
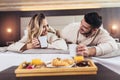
[0,12,20,46]
[101,8,120,38]
[0,7,120,46]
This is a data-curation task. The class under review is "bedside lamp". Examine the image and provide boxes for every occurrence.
[7,28,12,33]
[6,28,14,45]
[111,24,118,35]
[111,24,119,42]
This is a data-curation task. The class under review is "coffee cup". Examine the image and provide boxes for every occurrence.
[38,36,48,48]
[69,44,77,57]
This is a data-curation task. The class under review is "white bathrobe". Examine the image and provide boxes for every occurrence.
[7,28,67,52]
[61,22,119,57]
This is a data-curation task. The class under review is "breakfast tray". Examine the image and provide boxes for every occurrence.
[15,59,97,77]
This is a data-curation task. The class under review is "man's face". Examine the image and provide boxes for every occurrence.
[79,19,93,35]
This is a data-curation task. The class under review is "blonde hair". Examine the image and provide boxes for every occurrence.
[27,13,45,43]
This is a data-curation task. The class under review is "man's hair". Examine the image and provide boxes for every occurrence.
[84,12,102,28]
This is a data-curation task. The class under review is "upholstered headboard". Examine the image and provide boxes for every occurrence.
[20,15,84,38]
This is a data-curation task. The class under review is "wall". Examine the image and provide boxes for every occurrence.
[101,8,120,38]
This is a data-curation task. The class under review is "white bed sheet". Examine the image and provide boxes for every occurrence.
[0,51,72,72]
[92,56,120,75]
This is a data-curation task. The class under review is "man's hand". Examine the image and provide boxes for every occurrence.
[76,44,96,57]
[76,44,89,57]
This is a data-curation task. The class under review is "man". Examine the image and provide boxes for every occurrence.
[61,12,118,57]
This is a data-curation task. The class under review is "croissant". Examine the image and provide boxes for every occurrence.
[52,58,74,66]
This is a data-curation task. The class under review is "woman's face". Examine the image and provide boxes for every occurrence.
[41,19,49,36]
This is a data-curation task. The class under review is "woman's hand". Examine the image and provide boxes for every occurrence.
[26,38,40,49]
[32,38,41,48]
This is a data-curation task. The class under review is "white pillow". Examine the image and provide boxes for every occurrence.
[0,47,8,52]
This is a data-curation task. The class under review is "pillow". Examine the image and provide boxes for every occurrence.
[117,42,120,48]
[22,49,69,54]
[0,47,8,52]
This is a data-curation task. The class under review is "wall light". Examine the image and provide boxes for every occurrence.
[111,24,117,31]
[6,28,12,33]
[111,24,118,37]
[111,24,118,33]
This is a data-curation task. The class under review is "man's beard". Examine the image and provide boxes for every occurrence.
[82,29,93,37]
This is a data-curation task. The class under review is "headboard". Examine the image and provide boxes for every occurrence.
[20,15,84,38]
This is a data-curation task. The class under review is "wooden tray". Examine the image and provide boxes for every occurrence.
[15,59,97,77]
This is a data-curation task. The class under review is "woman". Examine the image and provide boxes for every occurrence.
[7,13,67,52]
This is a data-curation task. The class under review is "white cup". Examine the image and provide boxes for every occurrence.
[38,36,48,48]
[69,44,77,57]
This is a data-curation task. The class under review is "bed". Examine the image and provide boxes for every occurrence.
[92,56,120,75]
[0,13,120,76]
